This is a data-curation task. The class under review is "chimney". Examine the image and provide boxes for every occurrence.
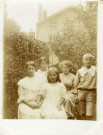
[42,10,47,20]
[38,4,42,22]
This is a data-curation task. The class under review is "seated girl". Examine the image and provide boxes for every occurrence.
[17,61,43,119]
[59,60,79,119]
[40,67,67,119]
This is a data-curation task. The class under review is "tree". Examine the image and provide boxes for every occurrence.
[52,2,97,73]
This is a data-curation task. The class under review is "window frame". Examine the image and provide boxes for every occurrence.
[49,20,57,29]
[48,34,56,43]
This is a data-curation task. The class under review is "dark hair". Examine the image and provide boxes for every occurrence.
[47,67,61,83]
[26,61,36,69]
[39,56,49,65]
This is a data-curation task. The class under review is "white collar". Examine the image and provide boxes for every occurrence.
[80,66,96,76]
[38,69,48,73]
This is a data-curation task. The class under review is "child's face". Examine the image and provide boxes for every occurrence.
[27,65,35,77]
[62,65,70,74]
[83,57,92,68]
[48,71,57,83]
[40,61,48,71]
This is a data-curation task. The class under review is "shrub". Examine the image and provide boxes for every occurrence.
[4,32,50,118]
[52,2,97,74]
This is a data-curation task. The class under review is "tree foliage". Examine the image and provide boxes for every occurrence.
[52,2,97,73]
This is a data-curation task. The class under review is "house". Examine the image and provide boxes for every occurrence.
[36,5,84,65]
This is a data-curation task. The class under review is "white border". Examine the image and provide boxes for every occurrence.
[0,0,103,135]
[0,0,3,119]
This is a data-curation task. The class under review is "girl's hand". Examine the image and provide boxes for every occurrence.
[41,112,45,119]
[72,89,78,95]
[29,103,40,109]
[74,96,78,103]
[72,95,78,104]
[36,99,43,107]
[36,95,44,106]
[21,100,40,109]
[56,105,62,111]
[41,115,45,119]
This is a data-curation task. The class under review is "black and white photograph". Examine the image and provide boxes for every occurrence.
[2,0,98,120]
[1,0,103,134]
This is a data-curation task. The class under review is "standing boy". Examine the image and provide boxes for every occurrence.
[75,53,97,120]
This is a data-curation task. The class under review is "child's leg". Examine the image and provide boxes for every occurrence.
[73,103,81,120]
[64,99,75,119]
[78,90,87,120]
[78,101,86,120]
[86,91,96,120]
[64,93,78,119]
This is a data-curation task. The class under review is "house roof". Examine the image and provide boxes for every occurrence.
[37,6,80,26]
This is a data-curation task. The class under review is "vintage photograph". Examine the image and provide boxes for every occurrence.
[3,0,97,120]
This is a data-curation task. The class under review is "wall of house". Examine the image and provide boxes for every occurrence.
[36,8,83,65]
[36,8,79,42]
[36,22,49,41]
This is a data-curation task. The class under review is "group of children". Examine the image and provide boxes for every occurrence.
[17,53,97,120]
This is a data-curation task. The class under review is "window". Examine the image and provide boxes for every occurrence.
[49,20,57,29]
[49,34,56,43]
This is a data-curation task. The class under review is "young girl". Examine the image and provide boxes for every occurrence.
[40,67,67,119]
[36,56,49,83]
[17,61,43,119]
[59,60,79,119]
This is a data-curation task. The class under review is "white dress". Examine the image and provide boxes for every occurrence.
[17,74,43,119]
[40,82,67,119]
[36,69,48,83]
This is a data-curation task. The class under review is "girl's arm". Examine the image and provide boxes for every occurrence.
[74,71,80,89]
[57,97,65,111]
[57,84,66,111]
[36,94,44,106]
[18,86,37,108]
[17,86,25,104]
[71,75,78,94]
[37,83,46,106]
[58,97,65,106]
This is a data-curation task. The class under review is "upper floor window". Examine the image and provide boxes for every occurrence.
[49,34,56,43]
[49,20,57,29]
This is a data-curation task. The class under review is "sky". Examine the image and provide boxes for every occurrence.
[6,0,86,33]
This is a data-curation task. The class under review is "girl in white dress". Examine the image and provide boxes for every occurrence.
[17,61,43,119]
[40,67,67,119]
[36,57,49,83]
